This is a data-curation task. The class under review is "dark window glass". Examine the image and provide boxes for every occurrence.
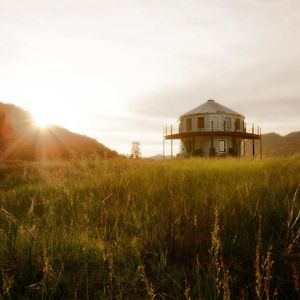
[186,118,192,131]
[197,117,204,129]
[236,119,240,130]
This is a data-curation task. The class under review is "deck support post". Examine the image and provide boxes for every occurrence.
[234,120,238,156]
[192,136,195,156]
[210,121,214,156]
[259,127,263,160]
[252,124,255,158]
[243,138,246,157]
[171,140,173,158]
[170,125,173,158]
[163,127,165,158]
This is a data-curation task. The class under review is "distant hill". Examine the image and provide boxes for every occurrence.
[0,102,118,160]
[148,154,173,160]
[246,131,300,157]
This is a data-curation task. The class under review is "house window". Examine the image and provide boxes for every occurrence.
[186,118,192,131]
[241,120,244,131]
[218,140,226,152]
[197,117,204,129]
[236,119,241,130]
[225,117,231,130]
[211,116,219,129]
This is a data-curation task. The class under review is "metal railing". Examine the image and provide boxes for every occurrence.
[164,122,261,136]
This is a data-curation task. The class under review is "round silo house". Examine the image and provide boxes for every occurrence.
[164,99,262,158]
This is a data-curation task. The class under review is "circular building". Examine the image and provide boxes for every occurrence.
[164,99,261,157]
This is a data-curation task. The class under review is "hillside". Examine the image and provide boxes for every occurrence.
[0,102,118,160]
[246,131,300,157]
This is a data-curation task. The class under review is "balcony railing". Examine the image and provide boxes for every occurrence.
[163,122,261,137]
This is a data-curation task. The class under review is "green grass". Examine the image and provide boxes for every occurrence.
[0,157,299,299]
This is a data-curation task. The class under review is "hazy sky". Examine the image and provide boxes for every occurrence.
[1,0,300,156]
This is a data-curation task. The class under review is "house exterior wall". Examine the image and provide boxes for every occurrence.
[180,136,243,157]
[180,113,245,133]
[179,112,245,157]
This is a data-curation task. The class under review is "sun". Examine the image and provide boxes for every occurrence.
[33,112,54,128]
[30,105,81,132]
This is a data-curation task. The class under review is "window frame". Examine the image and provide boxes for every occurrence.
[197,116,205,129]
[225,116,231,130]
[186,118,192,131]
[211,116,219,130]
[236,118,241,130]
[218,140,226,153]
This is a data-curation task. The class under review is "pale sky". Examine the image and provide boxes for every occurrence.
[1,0,300,156]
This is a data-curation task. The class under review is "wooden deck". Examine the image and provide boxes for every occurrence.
[164,130,261,140]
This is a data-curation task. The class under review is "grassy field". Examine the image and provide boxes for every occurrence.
[0,157,299,299]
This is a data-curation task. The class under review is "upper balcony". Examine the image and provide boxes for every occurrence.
[164,121,261,140]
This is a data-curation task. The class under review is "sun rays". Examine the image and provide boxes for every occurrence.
[33,114,53,129]
[0,103,82,160]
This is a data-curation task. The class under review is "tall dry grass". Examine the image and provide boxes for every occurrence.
[0,156,299,299]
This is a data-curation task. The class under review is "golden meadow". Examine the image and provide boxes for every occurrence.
[0,157,299,299]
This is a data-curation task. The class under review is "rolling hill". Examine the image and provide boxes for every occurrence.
[0,102,118,160]
[246,131,300,157]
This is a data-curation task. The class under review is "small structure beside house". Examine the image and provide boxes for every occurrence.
[163,99,262,158]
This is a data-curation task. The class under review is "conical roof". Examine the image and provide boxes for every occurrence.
[182,99,244,118]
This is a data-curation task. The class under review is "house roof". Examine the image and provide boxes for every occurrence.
[181,99,244,118]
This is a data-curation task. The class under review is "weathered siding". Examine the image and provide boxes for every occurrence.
[180,113,244,133]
